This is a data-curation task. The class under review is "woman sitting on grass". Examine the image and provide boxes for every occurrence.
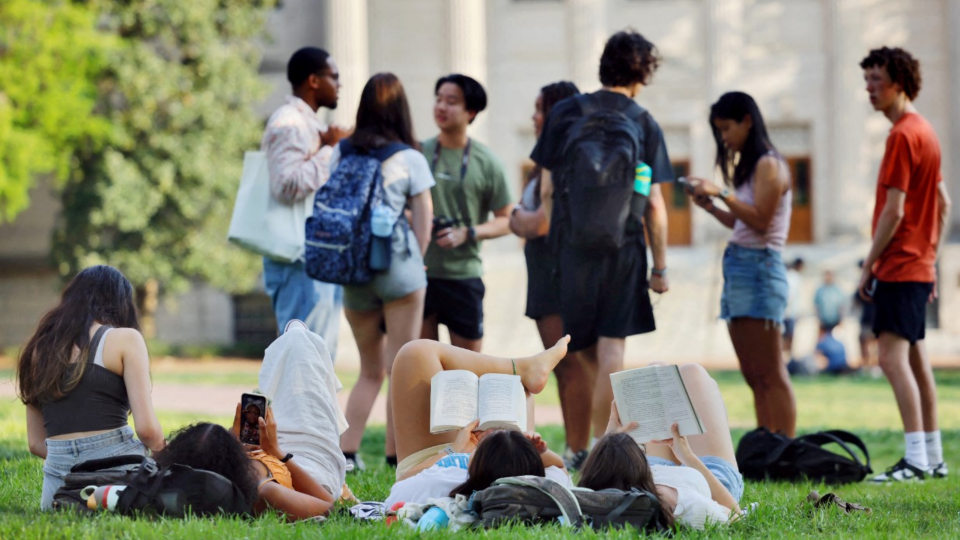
[155,320,348,520]
[384,337,572,509]
[17,265,165,510]
[579,364,743,530]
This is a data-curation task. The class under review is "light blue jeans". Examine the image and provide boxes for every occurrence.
[263,258,343,360]
[41,426,147,510]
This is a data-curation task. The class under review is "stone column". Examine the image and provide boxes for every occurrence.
[446,0,488,142]
[323,0,369,127]
[705,0,743,96]
[566,0,607,93]
[948,0,960,236]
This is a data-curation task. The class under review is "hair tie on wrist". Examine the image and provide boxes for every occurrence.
[511,358,517,376]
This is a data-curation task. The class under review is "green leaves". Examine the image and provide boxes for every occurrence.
[53,0,277,295]
[0,0,115,221]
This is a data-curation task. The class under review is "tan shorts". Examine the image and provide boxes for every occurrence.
[396,443,449,481]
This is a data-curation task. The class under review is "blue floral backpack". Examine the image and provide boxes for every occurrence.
[304,140,409,285]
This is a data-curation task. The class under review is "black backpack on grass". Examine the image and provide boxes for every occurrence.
[52,454,249,517]
[736,428,872,484]
[471,475,665,531]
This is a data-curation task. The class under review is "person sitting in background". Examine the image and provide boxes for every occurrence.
[782,257,804,362]
[17,265,166,510]
[816,328,852,375]
[814,270,846,335]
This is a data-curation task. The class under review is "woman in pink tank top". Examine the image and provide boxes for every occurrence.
[686,92,797,437]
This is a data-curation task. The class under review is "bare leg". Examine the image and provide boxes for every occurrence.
[678,364,738,466]
[421,314,439,341]
[729,319,796,437]
[538,315,593,452]
[391,336,570,461]
[381,288,426,458]
[590,337,626,439]
[908,340,939,431]
[878,332,923,432]
[450,332,482,352]
[340,308,387,453]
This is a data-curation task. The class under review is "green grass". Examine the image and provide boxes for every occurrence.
[2,371,960,538]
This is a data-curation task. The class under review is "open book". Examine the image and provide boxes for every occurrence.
[611,365,706,444]
[430,371,527,433]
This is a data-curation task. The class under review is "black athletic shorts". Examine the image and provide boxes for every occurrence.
[872,280,933,345]
[558,238,655,352]
[424,277,485,340]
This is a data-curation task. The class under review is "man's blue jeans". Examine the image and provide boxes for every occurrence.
[263,258,343,360]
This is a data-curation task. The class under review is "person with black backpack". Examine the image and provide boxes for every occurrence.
[531,30,671,445]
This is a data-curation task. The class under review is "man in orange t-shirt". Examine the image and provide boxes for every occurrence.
[857,47,952,483]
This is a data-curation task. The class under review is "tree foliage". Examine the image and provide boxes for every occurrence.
[53,0,277,295]
[0,0,115,222]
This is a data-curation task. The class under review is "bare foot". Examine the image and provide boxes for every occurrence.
[518,335,570,394]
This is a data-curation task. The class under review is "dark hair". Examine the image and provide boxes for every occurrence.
[540,81,580,119]
[709,91,778,188]
[287,47,331,88]
[859,46,922,101]
[578,433,675,529]
[449,430,545,497]
[435,74,487,121]
[17,265,140,406]
[599,30,661,88]
[350,73,418,152]
[155,423,259,510]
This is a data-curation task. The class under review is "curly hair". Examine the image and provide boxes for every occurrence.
[154,423,259,510]
[599,30,661,88]
[859,46,922,101]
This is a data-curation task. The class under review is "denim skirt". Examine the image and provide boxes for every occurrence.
[41,426,147,510]
[720,244,788,324]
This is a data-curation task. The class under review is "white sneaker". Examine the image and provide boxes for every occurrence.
[928,462,948,479]
[870,458,926,483]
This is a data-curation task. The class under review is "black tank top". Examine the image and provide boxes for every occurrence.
[41,325,132,437]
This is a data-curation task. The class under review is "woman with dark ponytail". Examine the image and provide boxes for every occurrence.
[687,91,796,437]
[510,81,594,470]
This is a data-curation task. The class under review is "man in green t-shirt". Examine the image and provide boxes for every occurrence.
[421,74,514,352]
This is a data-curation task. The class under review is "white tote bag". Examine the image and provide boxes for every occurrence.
[227,151,313,263]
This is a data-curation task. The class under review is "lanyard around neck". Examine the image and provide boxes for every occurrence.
[431,138,472,182]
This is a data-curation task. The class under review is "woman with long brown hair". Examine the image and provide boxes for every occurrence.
[579,364,743,530]
[17,265,164,509]
[337,73,434,469]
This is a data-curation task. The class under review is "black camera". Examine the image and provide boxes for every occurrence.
[432,216,460,238]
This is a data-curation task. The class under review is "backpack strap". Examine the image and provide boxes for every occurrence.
[796,430,872,473]
[600,488,641,523]
[69,454,151,473]
[494,476,584,528]
[371,142,411,163]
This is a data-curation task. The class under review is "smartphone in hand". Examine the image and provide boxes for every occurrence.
[240,393,267,446]
[676,176,697,195]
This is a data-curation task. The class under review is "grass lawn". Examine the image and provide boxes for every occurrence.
[1,370,959,538]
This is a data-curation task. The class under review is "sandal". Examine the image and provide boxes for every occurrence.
[806,490,872,514]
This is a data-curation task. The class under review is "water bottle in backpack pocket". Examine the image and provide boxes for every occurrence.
[369,205,397,272]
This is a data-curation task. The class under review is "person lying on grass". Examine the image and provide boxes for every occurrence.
[384,337,573,509]
[155,321,354,521]
[578,364,744,530]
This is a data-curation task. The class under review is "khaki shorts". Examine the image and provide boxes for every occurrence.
[396,443,449,481]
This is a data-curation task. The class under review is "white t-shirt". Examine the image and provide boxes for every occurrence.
[385,465,572,509]
[651,465,730,529]
[330,145,435,217]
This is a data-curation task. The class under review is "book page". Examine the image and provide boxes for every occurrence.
[611,366,704,444]
[430,370,479,432]
[477,374,524,431]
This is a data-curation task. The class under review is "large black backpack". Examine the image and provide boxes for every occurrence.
[736,428,873,484]
[52,454,250,517]
[472,475,664,531]
[558,93,647,252]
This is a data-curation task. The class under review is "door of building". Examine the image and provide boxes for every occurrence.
[786,157,813,243]
[662,161,692,246]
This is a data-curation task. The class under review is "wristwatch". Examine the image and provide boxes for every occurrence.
[651,267,668,278]
[439,446,456,456]
[718,187,732,201]
[280,453,294,463]
[467,226,477,242]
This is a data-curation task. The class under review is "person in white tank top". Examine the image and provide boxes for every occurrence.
[684,92,797,438]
